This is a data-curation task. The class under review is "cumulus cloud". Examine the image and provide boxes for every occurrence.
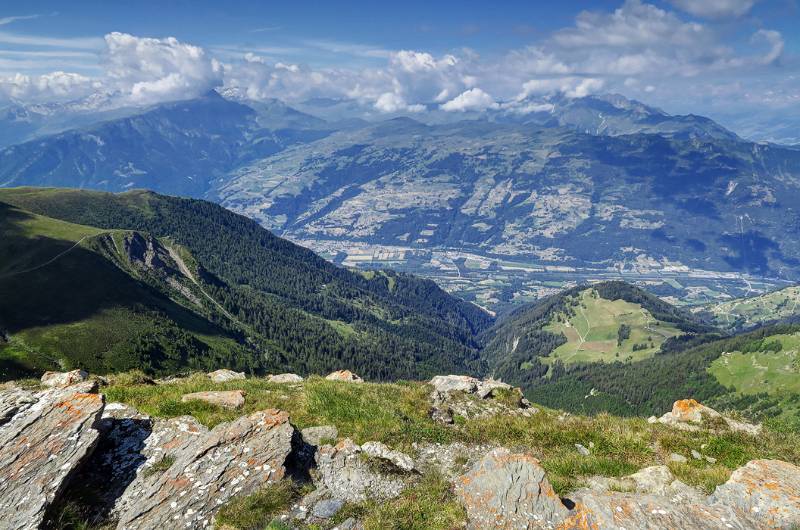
[0,71,94,101]
[374,92,424,113]
[440,88,498,112]
[517,77,605,99]
[103,32,223,105]
[0,0,792,125]
[668,0,756,19]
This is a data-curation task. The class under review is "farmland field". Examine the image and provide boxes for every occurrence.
[709,333,800,395]
[543,289,683,365]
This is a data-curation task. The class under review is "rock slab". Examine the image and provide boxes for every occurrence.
[658,399,761,435]
[315,438,411,502]
[709,459,800,529]
[207,369,246,383]
[453,447,569,529]
[116,409,295,529]
[325,370,363,383]
[563,491,760,530]
[41,369,89,388]
[268,373,304,383]
[181,390,245,409]
[302,425,338,446]
[0,382,104,530]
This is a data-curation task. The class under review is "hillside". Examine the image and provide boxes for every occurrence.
[218,114,800,283]
[481,281,717,413]
[0,201,251,379]
[0,188,492,381]
[699,284,800,332]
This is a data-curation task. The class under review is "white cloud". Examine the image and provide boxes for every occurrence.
[668,0,756,18]
[103,32,223,105]
[373,92,424,113]
[391,50,457,73]
[515,77,605,100]
[440,88,498,112]
[0,0,793,128]
[0,70,94,101]
[0,14,41,26]
[752,29,783,65]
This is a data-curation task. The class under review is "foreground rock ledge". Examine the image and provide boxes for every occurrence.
[454,447,800,530]
[116,408,295,529]
[0,381,104,530]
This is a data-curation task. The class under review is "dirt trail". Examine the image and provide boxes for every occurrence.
[0,235,93,279]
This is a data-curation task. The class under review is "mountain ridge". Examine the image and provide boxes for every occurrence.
[0,187,492,381]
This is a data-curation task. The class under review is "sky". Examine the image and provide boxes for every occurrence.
[0,0,797,129]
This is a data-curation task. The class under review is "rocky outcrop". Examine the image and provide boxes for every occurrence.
[0,381,104,530]
[116,409,295,529]
[361,441,416,472]
[579,465,703,504]
[413,441,495,479]
[301,425,338,447]
[41,368,89,388]
[314,438,415,502]
[181,389,245,408]
[563,491,761,529]
[325,370,363,383]
[207,369,246,383]
[454,448,569,529]
[657,399,761,435]
[98,409,209,521]
[709,459,800,529]
[268,373,304,383]
[428,375,535,423]
[452,447,800,530]
[0,386,37,425]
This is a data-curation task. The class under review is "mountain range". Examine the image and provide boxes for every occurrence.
[1,91,798,301]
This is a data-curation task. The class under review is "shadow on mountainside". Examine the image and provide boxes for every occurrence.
[0,202,243,377]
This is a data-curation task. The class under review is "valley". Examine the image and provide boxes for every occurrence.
[2,92,799,316]
[296,236,789,312]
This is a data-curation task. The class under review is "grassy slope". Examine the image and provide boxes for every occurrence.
[544,288,682,365]
[702,285,800,332]
[0,202,249,379]
[98,373,800,530]
[709,333,800,395]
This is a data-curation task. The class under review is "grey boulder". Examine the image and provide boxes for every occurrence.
[709,459,800,529]
[207,369,246,383]
[301,425,338,446]
[314,438,413,502]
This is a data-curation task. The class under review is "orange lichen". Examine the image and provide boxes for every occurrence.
[673,399,702,415]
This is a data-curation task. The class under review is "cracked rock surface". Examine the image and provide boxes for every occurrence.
[0,381,104,530]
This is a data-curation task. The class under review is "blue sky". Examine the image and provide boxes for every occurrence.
[0,0,797,131]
